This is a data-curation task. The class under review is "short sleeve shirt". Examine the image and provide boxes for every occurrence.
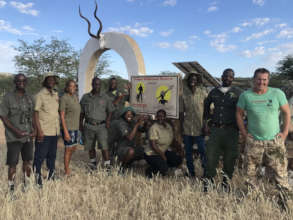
[117,119,135,149]
[59,93,81,131]
[34,88,60,136]
[0,91,34,143]
[80,92,114,122]
[180,85,207,136]
[237,87,287,140]
[106,89,129,120]
[145,122,174,156]
[204,86,243,126]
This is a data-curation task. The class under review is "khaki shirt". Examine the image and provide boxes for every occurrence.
[180,85,207,136]
[0,91,34,143]
[145,122,173,156]
[80,92,114,122]
[34,88,60,136]
[59,93,81,131]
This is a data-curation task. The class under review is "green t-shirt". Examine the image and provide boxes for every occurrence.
[237,87,288,140]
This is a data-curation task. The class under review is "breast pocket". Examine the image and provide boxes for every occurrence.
[9,104,19,116]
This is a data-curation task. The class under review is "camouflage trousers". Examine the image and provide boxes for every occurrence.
[244,135,291,191]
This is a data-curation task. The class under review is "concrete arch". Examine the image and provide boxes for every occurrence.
[78,32,146,98]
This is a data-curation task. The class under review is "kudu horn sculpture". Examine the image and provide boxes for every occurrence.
[79,1,103,39]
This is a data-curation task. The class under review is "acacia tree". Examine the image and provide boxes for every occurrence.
[276,55,293,80]
[14,37,113,82]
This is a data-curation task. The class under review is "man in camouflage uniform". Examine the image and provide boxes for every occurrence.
[180,72,207,178]
[106,77,129,120]
[0,74,34,192]
[106,77,130,157]
[236,68,292,192]
[203,69,243,191]
[80,77,113,169]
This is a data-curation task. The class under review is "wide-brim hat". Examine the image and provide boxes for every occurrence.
[42,72,59,83]
[120,106,136,117]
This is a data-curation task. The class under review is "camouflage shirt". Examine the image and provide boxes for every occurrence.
[0,91,34,143]
[180,85,207,136]
[106,89,129,120]
[116,118,136,149]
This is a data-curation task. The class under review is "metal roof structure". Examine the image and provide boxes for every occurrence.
[173,61,221,87]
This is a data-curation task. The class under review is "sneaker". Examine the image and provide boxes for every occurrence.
[35,175,43,188]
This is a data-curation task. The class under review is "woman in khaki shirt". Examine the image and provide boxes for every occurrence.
[60,80,81,175]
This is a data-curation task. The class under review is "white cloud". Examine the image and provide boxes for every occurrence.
[0,41,18,73]
[277,28,293,39]
[22,25,34,32]
[0,20,22,35]
[245,29,273,41]
[257,40,277,45]
[0,0,6,8]
[204,30,211,35]
[156,40,189,50]
[157,42,171,48]
[252,0,265,6]
[232,27,242,33]
[173,41,188,50]
[241,17,270,27]
[189,35,199,40]
[108,23,153,37]
[242,46,265,58]
[10,1,39,16]
[163,0,177,7]
[210,33,236,53]
[52,30,63,33]
[159,29,174,37]
[207,6,218,12]
[276,23,287,29]
[264,43,293,67]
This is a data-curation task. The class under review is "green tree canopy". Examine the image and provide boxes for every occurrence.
[13,37,113,82]
[276,54,293,80]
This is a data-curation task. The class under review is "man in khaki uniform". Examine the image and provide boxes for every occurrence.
[80,77,113,170]
[0,74,35,192]
[180,72,207,177]
[33,72,60,186]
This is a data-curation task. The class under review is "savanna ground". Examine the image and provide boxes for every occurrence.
[0,122,292,220]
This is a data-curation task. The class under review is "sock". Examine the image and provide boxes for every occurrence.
[104,160,111,166]
[8,180,14,186]
[90,158,97,166]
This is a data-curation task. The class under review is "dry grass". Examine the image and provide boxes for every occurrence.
[0,123,292,220]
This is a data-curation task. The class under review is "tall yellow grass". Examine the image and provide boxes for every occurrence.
[0,123,292,220]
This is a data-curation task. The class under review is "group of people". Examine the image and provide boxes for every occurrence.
[0,68,292,197]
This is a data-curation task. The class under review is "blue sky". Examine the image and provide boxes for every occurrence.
[0,0,293,78]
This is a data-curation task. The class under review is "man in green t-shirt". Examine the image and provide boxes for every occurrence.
[236,68,291,192]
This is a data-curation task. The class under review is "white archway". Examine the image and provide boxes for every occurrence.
[78,32,146,98]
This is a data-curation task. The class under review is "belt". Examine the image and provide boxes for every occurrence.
[86,120,106,126]
[212,123,235,128]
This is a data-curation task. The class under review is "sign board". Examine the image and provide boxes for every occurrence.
[130,75,180,118]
